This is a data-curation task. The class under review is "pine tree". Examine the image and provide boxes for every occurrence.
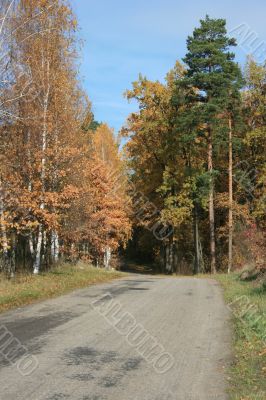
[182,15,242,273]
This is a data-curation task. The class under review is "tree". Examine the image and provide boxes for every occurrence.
[182,15,242,273]
[122,63,203,273]
[243,59,266,226]
[92,124,132,268]
[241,59,266,272]
[0,0,90,274]
[0,1,132,274]
[64,123,132,268]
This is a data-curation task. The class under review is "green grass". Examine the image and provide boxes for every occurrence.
[216,273,266,400]
[0,262,125,313]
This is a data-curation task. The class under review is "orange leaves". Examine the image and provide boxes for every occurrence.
[0,0,132,269]
[0,0,88,251]
[62,123,132,258]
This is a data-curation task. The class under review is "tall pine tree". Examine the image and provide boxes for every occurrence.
[182,15,242,273]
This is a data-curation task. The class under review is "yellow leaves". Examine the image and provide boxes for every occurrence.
[259,348,266,357]
[0,0,133,264]
[92,124,120,168]
[166,61,186,88]
[199,123,208,131]
[245,128,266,145]
[0,238,11,251]
[161,183,194,228]
[72,19,78,29]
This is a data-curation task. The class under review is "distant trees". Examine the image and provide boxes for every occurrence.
[63,123,131,268]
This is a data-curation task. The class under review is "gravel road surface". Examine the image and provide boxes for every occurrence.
[0,275,231,400]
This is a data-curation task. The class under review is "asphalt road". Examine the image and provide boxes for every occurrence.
[0,275,231,400]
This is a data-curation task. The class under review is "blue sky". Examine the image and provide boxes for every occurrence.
[70,0,266,133]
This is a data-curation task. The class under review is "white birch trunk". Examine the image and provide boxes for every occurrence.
[27,133,35,258]
[33,227,42,274]
[29,234,34,257]
[51,230,59,262]
[0,179,8,260]
[33,33,50,274]
[103,246,111,269]
[42,230,47,258]
[54,232,59,262]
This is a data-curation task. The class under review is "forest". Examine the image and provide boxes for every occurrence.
[0,0,265,278]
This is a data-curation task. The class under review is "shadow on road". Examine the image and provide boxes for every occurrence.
[120,262,161,275]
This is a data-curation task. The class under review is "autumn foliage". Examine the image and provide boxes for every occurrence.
[0,0,131,275]
[122,18,266,274]
[0,6,265,277]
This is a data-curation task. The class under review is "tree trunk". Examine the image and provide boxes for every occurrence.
[29,234,34,257]
[208,128,216,274]
[159,243,165,273]
[51,230,59,262]
[33,57,49,275]
[228,115,233,273]
[9,230,16,278]
[33,226,42,274]
[27,133,34,260]
[165,234,174,274]
[0,179,8,271]
[33,30,50,275]
[193,204,200,274]
[104,246,111,269]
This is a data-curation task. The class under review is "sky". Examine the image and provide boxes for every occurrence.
[70,0,266,133]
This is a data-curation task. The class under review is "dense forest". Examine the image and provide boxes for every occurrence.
[0,1,265,277]
[122,18,266,275]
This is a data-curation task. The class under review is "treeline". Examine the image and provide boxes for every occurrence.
[122,16,266,274]
[0,5,265,277]
[0,0,131,276]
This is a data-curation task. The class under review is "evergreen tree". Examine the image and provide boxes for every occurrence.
[182,15,243,273]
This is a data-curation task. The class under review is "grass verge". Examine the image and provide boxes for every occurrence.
[0,262,125,314]
[216,273,266,400]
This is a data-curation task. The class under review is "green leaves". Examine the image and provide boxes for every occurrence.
[183,15,243,116]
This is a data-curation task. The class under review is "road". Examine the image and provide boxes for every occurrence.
[0,275,231,400]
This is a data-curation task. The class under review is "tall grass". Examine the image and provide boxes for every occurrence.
[216,273,266,400]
